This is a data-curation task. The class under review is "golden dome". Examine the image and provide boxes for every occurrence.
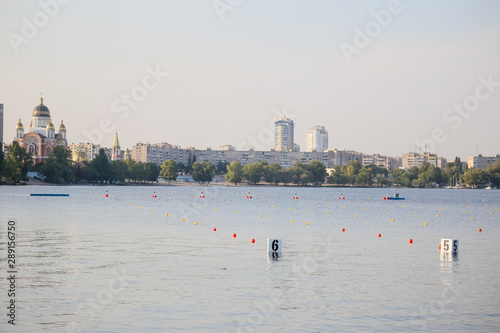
[72,150,89,162]
[33,97,51,117]
[58,120,66,131]
[16,119,24,129]
[47,119,55,129]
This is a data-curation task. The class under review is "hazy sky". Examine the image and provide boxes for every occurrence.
[1,0,499,161]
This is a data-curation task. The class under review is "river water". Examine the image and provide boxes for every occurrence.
[0,185,499,332]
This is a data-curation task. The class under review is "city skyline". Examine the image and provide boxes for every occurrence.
[1,1,500,161]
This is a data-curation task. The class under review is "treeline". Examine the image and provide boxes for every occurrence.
[1,143,499,188]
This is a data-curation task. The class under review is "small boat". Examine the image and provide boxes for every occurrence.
[384,193,405,200]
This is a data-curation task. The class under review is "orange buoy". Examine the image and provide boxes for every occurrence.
[409,239,413,244]
[251,239,255,243]
[439,244,441,250]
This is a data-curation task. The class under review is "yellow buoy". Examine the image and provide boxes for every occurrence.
[307,209,310,212]
[424,222,428,225]
[236,211,239,213]
[329,212,331,214]
[291,220,294,223]
[195,222,198,225]
[471,217,474,220]
[259,215,262,217]
[153,210,155,212]
[354,215,357,217]
[182,218,185,221]
[165,213,168,216]
[409,212,412,214]
[391,218,394,222]
[306,222,309,225]
[384,210,387,212]
[437,214,440,217]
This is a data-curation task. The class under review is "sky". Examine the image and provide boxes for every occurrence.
[1,0,499,161]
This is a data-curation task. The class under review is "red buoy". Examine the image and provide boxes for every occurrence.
[105,194,108,197]
[478,228,482,232]
[378,234,381,237]
[439,244,441,250]
[233,233,237,238]
[342,228,345,232]
[409,239,413,244]
[251,239,255,243]
[213,228,216,231]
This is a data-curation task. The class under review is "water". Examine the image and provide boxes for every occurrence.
[0,185,499,332]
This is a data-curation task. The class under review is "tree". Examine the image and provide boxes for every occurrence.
[243,162,263,184]
[309,161,326,185]
[487,160,500,187]
[145,163,160,182]
[390,168,410,187]
[225,161,243,185]
[263,163,282,185]
[356,166,373,186]
[191,161,214,184]
[3,141,34,183]
[463,168,485,187]
[215,161,229,175]
[41,146,74,184]
[346,159,362,185]
[327,166,348,186]
[280,168,294,185]
[90,149,111,183]
[160,159,178,182]
[291,162,311,185]
[110,160,128,183]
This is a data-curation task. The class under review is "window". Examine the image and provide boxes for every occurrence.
[29,144,36,154]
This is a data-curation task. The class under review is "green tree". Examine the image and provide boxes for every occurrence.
[280,168,294,185]
[160,159,178,182]
[243,162,263,185]
[356,166,373,186]
[290,162,311,185]
[110,160,128,183]
[130,161,147,182]
[463,168,485,187]
[41,146,74,184]
[192,161,214,184]
[145,163,160,182]
[327,166,348,186]
[215,161,229,175]
[390,168,410,187]
[309,161,326,185]
[346,159,362,185]
[90,149,111,183]
[487,160,500,187]
[225,161,243,185]
[3,141,34,183]
[263,163,282,185]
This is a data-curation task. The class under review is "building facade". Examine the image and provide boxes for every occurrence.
[468,154,500,170]
[402,152,445,169]
[14,97,67,164]
[274,117,294,152]
[306,125,328,152]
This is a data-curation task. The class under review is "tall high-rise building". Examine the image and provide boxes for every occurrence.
[306,125,328,152]
[274,117,294,152]
[0,103,4,149]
